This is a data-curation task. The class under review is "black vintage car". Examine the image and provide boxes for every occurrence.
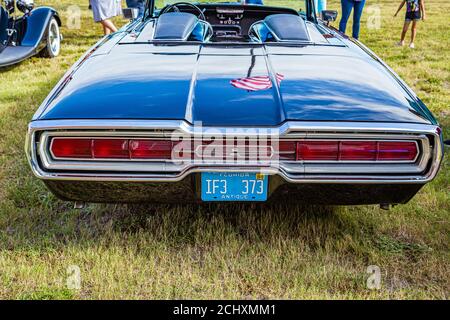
[0,0,61,67]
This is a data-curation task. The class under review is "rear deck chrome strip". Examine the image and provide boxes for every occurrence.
[26,120,443,184]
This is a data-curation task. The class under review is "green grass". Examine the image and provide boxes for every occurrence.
[0,0,448,300]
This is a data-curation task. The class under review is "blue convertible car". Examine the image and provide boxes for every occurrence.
[26,0,444,206]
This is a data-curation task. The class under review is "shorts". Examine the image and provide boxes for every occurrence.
[405,11,421,22]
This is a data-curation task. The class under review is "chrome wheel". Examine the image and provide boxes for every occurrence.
[47,18,61,57]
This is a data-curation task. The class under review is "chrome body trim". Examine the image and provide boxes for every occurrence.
[26,120,443,184]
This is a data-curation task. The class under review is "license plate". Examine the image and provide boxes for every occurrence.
[201,172,268,202]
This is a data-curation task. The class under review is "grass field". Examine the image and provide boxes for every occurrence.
[0,0,448,300]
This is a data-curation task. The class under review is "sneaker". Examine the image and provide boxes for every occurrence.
[397,41,405,47]
[409,43,415,49]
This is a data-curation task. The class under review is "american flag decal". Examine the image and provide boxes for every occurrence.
[230,73,285,92]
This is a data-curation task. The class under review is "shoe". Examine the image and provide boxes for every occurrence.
[397,41,405,47]
[409,43,415,49]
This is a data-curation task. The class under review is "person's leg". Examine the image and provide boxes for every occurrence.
[410,20,418,48]
[100,19,118,35]
[399,20,410,45]
[138,0,146,17]
[101,23,107,35]
[339,0,353,34]
[352,0,366,39]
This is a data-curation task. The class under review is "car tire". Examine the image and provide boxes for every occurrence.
[40,18,61,58]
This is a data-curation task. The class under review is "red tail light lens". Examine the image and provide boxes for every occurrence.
[297,141,418,162]
[298,141,339,161]
[340,141,377,161]
[278,141,297,160]
[50,138,418,163]
[51,138,176,160]
[129,140,173,159]
[93,139,129,159]
[378,141,418,161]
[51,138,92,158]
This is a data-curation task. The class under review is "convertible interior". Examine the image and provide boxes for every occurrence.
[152,3,314,43]
[0,4,28,49]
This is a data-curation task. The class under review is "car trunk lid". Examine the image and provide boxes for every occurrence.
[37,44,430,125]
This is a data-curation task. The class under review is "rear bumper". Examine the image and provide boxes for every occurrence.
[44,176,424,205]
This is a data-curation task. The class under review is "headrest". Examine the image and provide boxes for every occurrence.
[264,14,310,42]
[154,12,199,41]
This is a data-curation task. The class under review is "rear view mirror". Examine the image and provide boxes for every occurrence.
[123,8,139,20]
[322,10,338,25]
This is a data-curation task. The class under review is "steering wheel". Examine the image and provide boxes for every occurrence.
[161,2,207,21]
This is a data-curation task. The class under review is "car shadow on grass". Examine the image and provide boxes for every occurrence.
[69,202,362,250]
[1,196,368,251]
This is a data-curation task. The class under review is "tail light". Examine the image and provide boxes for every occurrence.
[296,141,418,161]
[50,138,418,162]
[51,139,92,159]
[51,138,175,160]
[340,141,377,161]
[93,139,129,159]
[129,140,173,159]
[298,141,339,161]
[278,141,297,160]
[377,142,418,161]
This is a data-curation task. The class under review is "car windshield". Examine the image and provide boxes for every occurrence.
[155,0,308,14]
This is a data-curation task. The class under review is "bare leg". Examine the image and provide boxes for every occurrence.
[400,21,411,45]
[410,20,418,45]
[100,19,118,35]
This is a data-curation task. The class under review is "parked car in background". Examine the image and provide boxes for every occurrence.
[0,0,61,67]
[26,0,444,207]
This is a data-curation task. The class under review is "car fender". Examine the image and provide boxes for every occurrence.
[21,6,61,51]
